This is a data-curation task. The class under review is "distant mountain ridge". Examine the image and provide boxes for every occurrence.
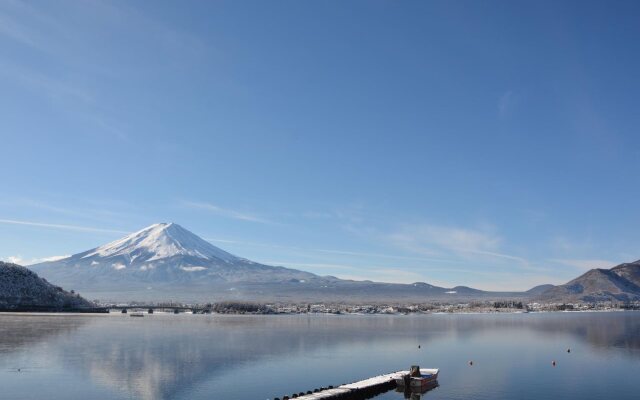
[525,284,556,296]
[29,223,527,302]
[0,261,93,310]
[30,222,640,303]
[538,260,640,302]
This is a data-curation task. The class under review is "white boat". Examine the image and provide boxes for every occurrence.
[130,312,144,317]
[396,367,439,390]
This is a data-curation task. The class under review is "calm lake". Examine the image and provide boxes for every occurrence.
[1,312,639,400]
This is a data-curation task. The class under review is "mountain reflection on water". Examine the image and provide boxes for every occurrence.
[0,314,89,355]
[0,312,639,400]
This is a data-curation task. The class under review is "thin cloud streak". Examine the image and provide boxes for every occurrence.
[498,90,514,117]
[183,201,271,223]
[313,248,462,264]
[205,237,463,265]
[264,261,427,284]
[462,249,529,265]
[387,223,529,266]
[549,258,618,271]
[266,260,557,280]
[0,218,128,234]
[34,254,69,263]
[2,254,70,266]
[337,269,426,284]
[0,197,133,224]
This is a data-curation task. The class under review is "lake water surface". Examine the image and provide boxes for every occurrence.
[1,312,639,400]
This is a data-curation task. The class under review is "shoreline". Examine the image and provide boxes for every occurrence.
[1,308,639,317]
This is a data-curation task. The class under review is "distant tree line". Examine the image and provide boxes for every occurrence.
[492,301,524,309]
[212,302,271,314]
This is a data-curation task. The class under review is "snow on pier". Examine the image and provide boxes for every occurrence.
[273,370,409,400]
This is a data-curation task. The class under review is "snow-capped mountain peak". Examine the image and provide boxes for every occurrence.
[29,222,323,299]
[80,222,239,263]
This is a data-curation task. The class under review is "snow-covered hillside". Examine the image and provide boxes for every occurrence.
[0,261,93,309]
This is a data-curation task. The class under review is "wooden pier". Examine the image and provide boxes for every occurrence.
[273,370,410,400]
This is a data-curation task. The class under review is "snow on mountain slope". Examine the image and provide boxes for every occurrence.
[79,223,239,263]
[29,223,321,291]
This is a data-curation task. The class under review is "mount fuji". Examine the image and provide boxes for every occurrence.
[29,223,525,302]
[30,223,327,299]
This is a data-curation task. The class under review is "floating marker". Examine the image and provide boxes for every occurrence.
[468,360,473,366]
[552,360,556,366]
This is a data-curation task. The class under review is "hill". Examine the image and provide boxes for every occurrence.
[0,261,94,310]
[538,260,640,302]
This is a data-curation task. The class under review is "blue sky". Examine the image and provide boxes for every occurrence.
[2,0,640,290]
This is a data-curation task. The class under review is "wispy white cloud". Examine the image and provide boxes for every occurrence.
[0,197,121,221]
[264,260,428,284]
[0,12,38,47]
[180,266,207,272]
[183,201,271,223]
[549,258,617,271]
[498,90,515,117]
[312,248,461,264]
[0,0,204,143]
[301,204,366,225]
[205,237,462,265]
[34,255,70,263]
[263,261,364,272]
[0,0,206,61]
[300,211,337,220]
[387,223,528,265]
[331,263,560,291]
[2,254,70,265]
[337,269,427,284]
[0,218,128,234]
[3,255,25,264]
[549,234,604,259]
[0,63,93,103]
